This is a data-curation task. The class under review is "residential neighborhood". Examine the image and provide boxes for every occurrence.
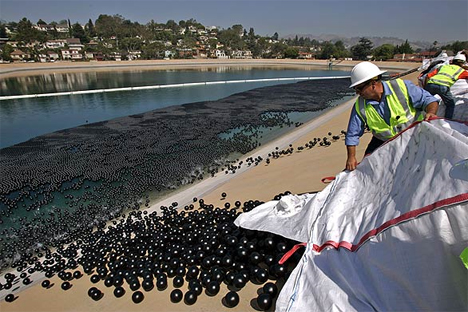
[0,15,466,63]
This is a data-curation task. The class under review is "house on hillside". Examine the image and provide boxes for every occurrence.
[10,49,30,61]
[66,38,84,51]
[47,51,60,61]
[45,40,66,49]
[61,49,82,60]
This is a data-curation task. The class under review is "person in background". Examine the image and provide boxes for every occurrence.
[424,53,468,119]
[345,62,439,171]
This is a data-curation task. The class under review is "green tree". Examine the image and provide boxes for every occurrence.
[351,37,373,60]
[441,41,468,54]
[284,46,299,59]
[15,17,36,43]
[395,40,413,54]
[141,41,166,59]
[71,22,88,43]
[218,27,244,50]
[1,44,14,61]
[95,14,124,39]
[373,44,396,61]
[272,32,279,41]
[85,19,96,38]
[319,41,336,59]
[333,41,349,58]
[120,37,142,52]
[0,23,8,38]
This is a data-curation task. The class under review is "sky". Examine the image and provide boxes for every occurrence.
[1,0,467,43]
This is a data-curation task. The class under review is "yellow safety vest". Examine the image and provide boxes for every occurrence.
[426,64,464,88]
[355,79,423,141]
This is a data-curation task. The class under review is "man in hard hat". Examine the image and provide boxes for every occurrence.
[424,53,468,119]
[345,61,439,171]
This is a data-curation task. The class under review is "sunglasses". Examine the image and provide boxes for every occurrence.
[354,80,372,93]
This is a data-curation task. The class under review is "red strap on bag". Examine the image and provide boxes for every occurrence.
[279,242,307,264]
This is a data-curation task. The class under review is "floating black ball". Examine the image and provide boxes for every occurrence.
[170,289,183,303]
[223,291,239,308]
[113,286,125,298]
[257,293,273,310]
[132,291,144,304]
[184,290,197,305]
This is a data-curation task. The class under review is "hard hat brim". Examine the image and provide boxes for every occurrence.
[349,70,387,88]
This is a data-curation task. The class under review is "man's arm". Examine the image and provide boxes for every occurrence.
[346,145,358,171]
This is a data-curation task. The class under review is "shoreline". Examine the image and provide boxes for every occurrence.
[0,58,418,78]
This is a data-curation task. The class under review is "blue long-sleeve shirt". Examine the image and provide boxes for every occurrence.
[345,80,438,146]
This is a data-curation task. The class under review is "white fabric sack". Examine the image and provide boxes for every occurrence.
[235,119,468,311]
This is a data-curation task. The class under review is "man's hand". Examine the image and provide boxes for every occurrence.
[346,145,358,171]
[346,156,358,171]
[424,101,439,121]
[424,112,438,121]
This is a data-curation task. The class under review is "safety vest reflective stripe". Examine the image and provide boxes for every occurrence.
[427,65,464,87]
[356,79,421,141]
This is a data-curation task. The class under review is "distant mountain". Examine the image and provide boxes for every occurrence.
[282,33,437,51]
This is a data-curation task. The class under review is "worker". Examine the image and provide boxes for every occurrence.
[345,62,439,171]
[424,53,468,119]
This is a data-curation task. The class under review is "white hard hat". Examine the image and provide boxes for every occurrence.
[349,61,387,88]
[439,52,448,58]
[453,53,466,62]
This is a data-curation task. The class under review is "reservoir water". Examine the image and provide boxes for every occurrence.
[0,66,349,148]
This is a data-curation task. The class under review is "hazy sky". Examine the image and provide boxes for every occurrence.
[1,0,467,43]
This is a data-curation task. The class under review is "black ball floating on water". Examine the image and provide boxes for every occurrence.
[170,289,183,303]
[223,291,240,308]
[132,291,144,304]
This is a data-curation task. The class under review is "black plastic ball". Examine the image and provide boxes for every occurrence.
[173,275,184,288]
[61,281,72,290]
[223,291,240,308]
[90,274,100,284]
[41,279,51,288]
[170,289,183,303]
[132,291,144,304]
[205,280,220,296]
[184,290,197,305]
[113,286,125,298]
[90,289,103,301]
[5,294,15,303]
[257,293,273,310]
[263,282,278,297]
